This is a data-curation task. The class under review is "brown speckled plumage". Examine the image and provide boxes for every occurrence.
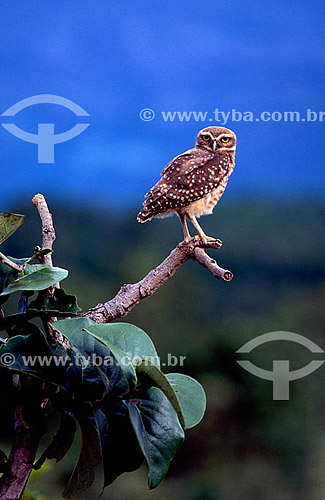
[137,126,236,242]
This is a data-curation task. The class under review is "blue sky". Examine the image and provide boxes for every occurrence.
[0,0,324,211]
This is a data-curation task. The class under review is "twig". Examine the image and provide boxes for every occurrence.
[194,247,233,281]
[0,252,24,272]
[83,237,233,323]
[32,194,64,343]
[31,194,56,267]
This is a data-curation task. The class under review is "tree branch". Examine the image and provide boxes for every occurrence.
[0,406,41,500]
[30,194,233,325]
[83,237,233,323]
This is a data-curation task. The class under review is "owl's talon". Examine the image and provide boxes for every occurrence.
[197,235,221,246]
[178,238,190,247]
[178,236,197,247]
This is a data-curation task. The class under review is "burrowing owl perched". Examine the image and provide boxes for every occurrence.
[137,126,236,243]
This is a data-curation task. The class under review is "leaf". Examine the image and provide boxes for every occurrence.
[135,360,185,428]
[126,387,184,489]
[29,288,81,314]
[0,334,34,372]
[0,310,76,335]
[84,327,137,394]
[85,323,160,368]
[65,346,108,402]
[34,412,76,470]
[63,402,103,498]
[0,449,7,473]
[21,404,47,433]
[0,334,49,376]
[84,322,160,392]
[136,362,206,430]
[0,264,68,296]
[95,400,144,487]
[165,373,206,429]
[0,256,30,295]
[29,248,53,262]
[51,317,96,341]
[0,213,24,245]
[0,330,72,391]
[18,292,28,313]
[53,318,134,396]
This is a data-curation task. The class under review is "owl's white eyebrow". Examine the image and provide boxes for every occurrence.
[200,131,214,140]
[215,133,233,140]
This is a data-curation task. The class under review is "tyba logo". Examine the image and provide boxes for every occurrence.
[1,94,90,163]
[236,331,324,400]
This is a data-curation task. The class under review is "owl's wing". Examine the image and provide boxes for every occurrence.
[137,149,226,222]
[160,150,195,175]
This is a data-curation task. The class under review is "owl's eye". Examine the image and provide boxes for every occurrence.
[202,135,210,141]
[221,137,230,143]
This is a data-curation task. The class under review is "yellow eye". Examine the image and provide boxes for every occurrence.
[202,134,210,141]
[221,137,230,143]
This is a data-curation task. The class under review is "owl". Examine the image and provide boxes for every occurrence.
[137,126,236,243]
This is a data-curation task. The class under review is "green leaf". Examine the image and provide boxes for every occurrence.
[0,264,68,296]
[135,362,206,430]
[0,257,30,295]
[63,402,103,498]
[0,333,51,379]
[85,323,160,368]
[126,387,184,489]
[53,318,134,396]
[84,326,137,393]
[0,310,76,335]
[29,248,53,262]
[51,317,96,340]
[0,332,75,394]
[95,401,144,487]
[34,412,76,470]
[29,288,81,314]
[135,360,185,428]
[166,373,206,429]
[0,334,35,372]
[0,213,24,245]
[0,449,7,473]
[65,346,108,402]
[21,404,47,433]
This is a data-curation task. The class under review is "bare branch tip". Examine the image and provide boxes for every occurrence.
[0,252,24,272]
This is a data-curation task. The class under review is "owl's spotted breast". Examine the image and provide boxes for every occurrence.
[181,163,234,218]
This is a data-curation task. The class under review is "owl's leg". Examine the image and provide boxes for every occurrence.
[187,215,213,244]
[178,213,192,242]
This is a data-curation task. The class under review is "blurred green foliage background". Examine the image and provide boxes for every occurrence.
[1,197,325,500]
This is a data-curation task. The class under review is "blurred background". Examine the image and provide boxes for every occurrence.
[1,1,325,499]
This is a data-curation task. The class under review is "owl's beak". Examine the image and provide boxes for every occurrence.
[212,140,217,151]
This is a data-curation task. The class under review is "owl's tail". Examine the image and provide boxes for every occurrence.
[137,187,164,222]
[137,207,154,223]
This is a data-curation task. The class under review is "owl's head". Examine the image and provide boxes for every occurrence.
[196,126,236,152]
